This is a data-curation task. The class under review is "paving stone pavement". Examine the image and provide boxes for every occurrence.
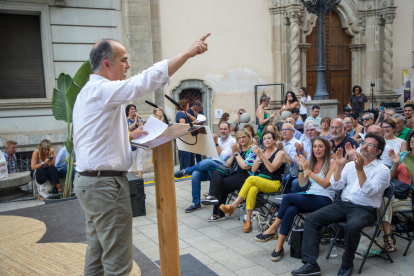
[2,178,413,276]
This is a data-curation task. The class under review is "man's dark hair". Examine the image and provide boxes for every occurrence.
[312,105,320,110]
[348,112,358,120]
[404,103,414,110]
[352,85,363,94]
[219,121,231,130]
[291,108,300,114]
[192,100,202,107]
[364,132,385,160]
[90,39,118,73]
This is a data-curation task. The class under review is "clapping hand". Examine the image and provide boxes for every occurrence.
[212,133,218,144]
[335,148,348,166]
[295,142,304,154]
[253,145,263,157]
[388,149,400,165]
[275,141,284,151]
[344,142,356,158]
[302,156,310,173]
[295,154,303,168]
[231,143,239,154]
[353,152,364,171]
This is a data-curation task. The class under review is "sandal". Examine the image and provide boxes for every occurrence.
[383,234,397,253]
[55,184,62,193]
[207,215,226,222]
[37,193,45,201]
[254,232,278,242]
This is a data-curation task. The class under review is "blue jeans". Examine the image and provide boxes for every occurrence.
[277,193,332,236]
[186,159,221,205]
[291,178,311,193]
[57,166,76,183]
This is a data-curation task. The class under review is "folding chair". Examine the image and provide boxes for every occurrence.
[326,182,395,274]
[392,186,414,256]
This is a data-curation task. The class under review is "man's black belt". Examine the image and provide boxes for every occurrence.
[79,171,126,177]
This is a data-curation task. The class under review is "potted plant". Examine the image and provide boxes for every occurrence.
[48,60,91,202]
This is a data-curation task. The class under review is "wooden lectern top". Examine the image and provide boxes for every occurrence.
[131,123,205,150]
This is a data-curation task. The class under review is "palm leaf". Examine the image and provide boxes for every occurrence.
[72,60,92,88]
[52,88,71,122]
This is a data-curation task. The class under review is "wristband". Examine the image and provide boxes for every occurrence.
[234,153,239,157]
[301,150,305,155]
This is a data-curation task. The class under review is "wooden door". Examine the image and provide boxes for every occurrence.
[306,11,352,113]
[179,89,202,107]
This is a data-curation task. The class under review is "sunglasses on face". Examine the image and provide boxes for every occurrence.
[362,117,371,121]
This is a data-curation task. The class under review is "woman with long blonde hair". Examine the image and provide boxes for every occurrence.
[30,139,60,200]
[201,129,257,221]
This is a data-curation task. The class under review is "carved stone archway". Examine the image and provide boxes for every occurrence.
[171,79,213,126]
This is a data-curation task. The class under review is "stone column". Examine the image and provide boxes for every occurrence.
[299,43,311,88]
[288,10,301,93]
[349,44,365,87]
[382,12,396,93]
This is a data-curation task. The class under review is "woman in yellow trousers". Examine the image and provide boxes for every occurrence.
[220,131,285,232]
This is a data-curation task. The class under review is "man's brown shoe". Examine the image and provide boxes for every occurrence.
[219,204,234,216]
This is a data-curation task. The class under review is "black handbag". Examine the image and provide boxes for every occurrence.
[290,228,304,259]
[216,165,235,176]
[391,179,410,199]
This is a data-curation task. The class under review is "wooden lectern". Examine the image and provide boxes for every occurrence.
[131,123,203,276]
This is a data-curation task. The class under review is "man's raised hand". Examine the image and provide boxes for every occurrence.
[187,33,211,58]
[335,148,348,166]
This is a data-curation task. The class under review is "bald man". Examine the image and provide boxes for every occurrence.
[329,118,358,157]
[73,34,210,275]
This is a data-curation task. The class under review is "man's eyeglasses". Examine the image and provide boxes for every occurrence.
[330,126,341,130]
[361,142,377,148]
[362,117,371,121]
[281,128,293,132]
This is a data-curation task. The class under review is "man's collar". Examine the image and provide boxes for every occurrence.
[220,135,231,142]
[89,74,108,82]
[364,158,379,167]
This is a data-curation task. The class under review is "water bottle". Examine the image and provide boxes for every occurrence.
[239,205,245,221]
[330,238,337,258]
[252,214,259,232]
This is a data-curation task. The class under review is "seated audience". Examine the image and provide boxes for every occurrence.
[320,117,331,139]
[344,116,355,138]
[393,113,411,140]
[220,131,285,232]
[291,108,303,126]
[176,99,197,170]
[255,137,337,262]
[292,121,321,192]
[243,124,258,145]
[277,123,300,168]
[380,139,414,252]
[257,92,276,145]
[382,118,407,154]
[3,140,17,173]
[291,133,389,276]
[231,109,246,132]
[264,123,282,142]
[353,112,374,143]
[305,105,321,126]
[30,139,60,199]
[330,118,358,157]
[201,129,256,221]
[174,121,235,212]
[55,146,76,182]
[284,117,301,140]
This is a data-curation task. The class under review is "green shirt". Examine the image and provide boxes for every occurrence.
[397,126,411,140]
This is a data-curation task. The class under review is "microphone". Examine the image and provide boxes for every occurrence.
[164,95,198,136]
[144,100,171,126]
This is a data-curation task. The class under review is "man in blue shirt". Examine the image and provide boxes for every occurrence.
[55,146,76,182]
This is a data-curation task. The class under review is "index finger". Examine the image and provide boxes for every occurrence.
[200,33,211,41]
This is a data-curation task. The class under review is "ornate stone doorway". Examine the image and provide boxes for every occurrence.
[306,11,352,113]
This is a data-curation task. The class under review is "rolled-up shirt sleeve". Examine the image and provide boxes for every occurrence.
[359,166,390,196]
[330,163,349,190]
[99,60,170,108]
[220,146,233,162]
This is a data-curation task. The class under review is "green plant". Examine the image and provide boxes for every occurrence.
[52,60,92,198]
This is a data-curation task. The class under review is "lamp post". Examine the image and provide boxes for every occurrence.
[301,0,341,100]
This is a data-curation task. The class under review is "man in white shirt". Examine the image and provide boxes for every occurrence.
[292,133,390,276]
[73,35,210,276]
[174,121,235,212]
[276,123,300,168]
[304,105,321,126]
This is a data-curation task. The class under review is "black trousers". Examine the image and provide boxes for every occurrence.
[302,200,377,268]
[32,166,60,185]
[209,170,249,217]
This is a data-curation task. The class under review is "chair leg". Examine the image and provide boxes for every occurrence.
[403,231,414,256]
[326,225,341,259]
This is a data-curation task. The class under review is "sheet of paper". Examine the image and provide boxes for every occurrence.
[130,115,168,145]
[176,126,219,158]
[197,114,206,123]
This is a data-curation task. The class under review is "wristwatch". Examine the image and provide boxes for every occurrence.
[41,162,45,166]
[215,143,219,147]
[234,153,239,157]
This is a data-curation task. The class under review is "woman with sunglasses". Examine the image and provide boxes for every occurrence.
[31,139,60,200]
[382,118,407,154]
[201,129,256,221]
